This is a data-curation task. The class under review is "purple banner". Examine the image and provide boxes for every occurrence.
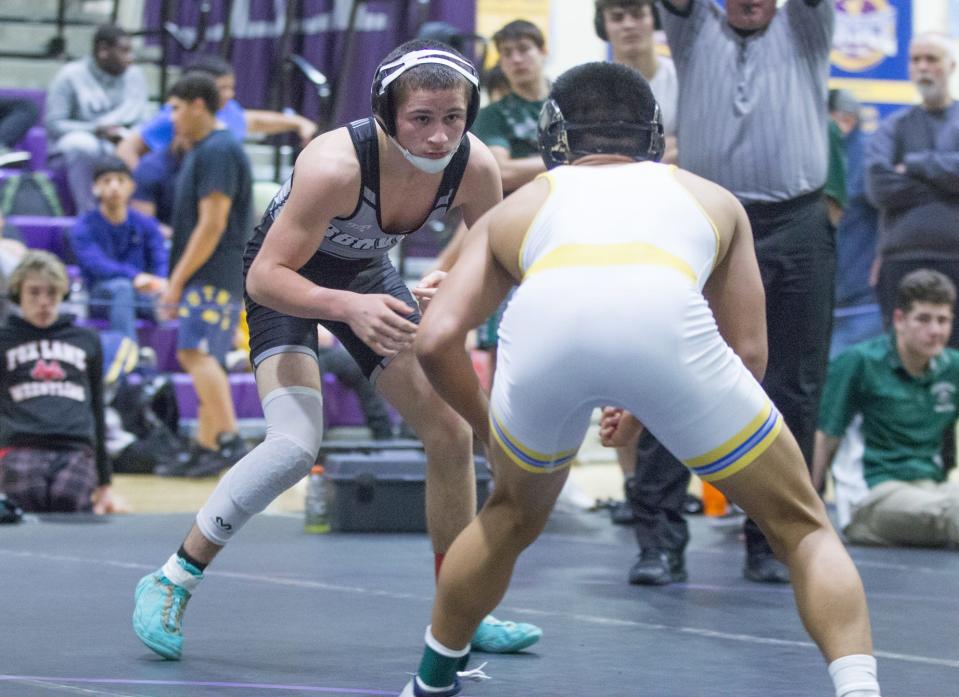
[142,0,477,128]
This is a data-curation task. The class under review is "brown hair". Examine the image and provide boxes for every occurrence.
[492,19,546,51]
[895,268,957,313]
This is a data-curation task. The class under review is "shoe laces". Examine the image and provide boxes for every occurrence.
[163,579,190,633]
[457,663,491,683]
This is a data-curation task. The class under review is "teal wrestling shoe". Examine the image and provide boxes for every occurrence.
[470,615,542,653]
[132,556,203,659]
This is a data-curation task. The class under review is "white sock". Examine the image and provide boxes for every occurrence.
[161,554,203,592]
[828,654,880,697]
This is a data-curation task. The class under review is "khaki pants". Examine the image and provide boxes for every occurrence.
[844,479,959,548]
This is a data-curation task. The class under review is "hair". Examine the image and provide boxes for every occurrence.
[493,19,545,51]
[549,61,658,155]
[910,32,957,64]
[92,24,129,52]
[93,156,132,182]
[895,269,957,313]
[184,54,234,78]
[482,64,510,100]
[167,74,220,115]
[828,88,860,115]
[594,0,660,40]
[8,250,68,304]
[372,39,479,134]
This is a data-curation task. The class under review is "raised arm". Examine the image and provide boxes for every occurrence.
[786,0,835,56]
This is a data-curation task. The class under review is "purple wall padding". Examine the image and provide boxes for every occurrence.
[142,0,476,128]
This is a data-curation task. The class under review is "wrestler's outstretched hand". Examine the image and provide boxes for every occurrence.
[599,406,645,447]
[347,293,417,357]
[411,270,447,313]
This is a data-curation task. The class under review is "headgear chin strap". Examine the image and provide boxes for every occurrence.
[371,48,480,136]
[537,98,665,170]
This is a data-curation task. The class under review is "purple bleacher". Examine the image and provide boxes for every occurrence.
[6,214,75,259]
[173,372,263,420]
[81,318,180,372]
[0,88,45,116]
[171,370,397,428]
[19,127,48,170]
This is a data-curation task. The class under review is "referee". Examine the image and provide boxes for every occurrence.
[659,0,836,583]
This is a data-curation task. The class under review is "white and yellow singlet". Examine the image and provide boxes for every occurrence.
[488,162,781,481]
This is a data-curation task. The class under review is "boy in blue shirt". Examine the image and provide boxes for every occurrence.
[68,157,168,342]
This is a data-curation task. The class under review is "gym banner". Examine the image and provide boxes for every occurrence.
[830,0,916,127]
[142,0,476,127]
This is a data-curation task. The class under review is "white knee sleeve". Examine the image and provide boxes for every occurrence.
[196,387,324,545]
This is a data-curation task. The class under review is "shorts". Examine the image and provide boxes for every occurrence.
[489,265,781,481]
[176,283,240,362]
[244,251,420,381]
[0,446,97,512]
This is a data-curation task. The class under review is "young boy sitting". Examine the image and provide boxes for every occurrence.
[0,250,123,513]
[69,157,168,343]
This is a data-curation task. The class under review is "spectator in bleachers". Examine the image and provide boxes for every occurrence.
[829,89,882,359]
[0,250,121,514]
[866,32,959,347]
[650,0,835,584]
[160,74,252,477]
[116,54,318,172]
[68,157,168,343]
[473,20,549,195]
[45,25,148,213]
[813,269,959,547]
[0,96,38,168]
[595,0,677,164]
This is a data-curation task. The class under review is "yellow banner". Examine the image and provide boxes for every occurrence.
[476,0,552,68]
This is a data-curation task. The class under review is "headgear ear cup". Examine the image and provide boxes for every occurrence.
[594,4,608,41]
[371,46,481,137]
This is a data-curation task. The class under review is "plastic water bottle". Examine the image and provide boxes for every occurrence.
[305,464,331,533]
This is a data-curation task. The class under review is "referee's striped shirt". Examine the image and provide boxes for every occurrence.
[661,0,834,203]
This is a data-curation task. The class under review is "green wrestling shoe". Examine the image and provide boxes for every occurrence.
[470,615,542,653]
[132,557,203,659]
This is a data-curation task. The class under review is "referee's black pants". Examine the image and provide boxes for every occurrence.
[744,190,835,555]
